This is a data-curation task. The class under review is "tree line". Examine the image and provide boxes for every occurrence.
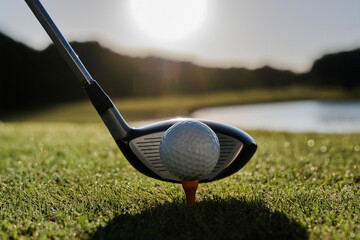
[0,32,359,116]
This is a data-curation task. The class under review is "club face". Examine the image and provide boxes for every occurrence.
[116,118,257,183]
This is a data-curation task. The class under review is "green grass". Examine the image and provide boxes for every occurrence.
[4,86,360,122]
[0,122,359,239]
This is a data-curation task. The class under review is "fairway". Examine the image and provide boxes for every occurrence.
[0,123,359,239]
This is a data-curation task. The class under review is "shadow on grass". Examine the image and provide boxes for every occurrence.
[91,198,308,240]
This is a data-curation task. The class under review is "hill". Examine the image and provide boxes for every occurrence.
[308,48,360,88]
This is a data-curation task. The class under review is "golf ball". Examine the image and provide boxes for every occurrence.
[159,120,220,180]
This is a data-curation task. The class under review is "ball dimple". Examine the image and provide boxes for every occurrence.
[159,120,220,180]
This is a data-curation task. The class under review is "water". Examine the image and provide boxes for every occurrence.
[192,100,360,133]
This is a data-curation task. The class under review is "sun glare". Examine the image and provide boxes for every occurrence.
[129,0,207,41]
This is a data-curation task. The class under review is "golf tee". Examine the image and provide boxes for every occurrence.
[181,180,199,205]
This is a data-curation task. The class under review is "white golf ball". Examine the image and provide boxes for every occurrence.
[159,120,220,180]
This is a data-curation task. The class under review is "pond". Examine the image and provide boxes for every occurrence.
[192,100,360,133]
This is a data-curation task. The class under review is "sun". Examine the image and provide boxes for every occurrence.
[129,0,207,41]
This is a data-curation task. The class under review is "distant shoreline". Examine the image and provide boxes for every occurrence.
[3,86,359,123]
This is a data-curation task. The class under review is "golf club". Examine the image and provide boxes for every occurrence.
[25,0,257,183]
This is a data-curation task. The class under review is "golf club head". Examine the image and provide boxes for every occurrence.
[117,118,257,183]
[25,0,257,184]
[85,82,257,183]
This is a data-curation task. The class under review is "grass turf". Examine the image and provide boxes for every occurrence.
[0,123,359,239]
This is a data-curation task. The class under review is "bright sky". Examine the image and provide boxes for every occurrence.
[1,0,359,73]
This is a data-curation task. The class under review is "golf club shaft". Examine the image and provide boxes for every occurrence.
[25,0,94,86]
[25,0,131,139]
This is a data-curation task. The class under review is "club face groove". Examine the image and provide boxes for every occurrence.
[129,132,180,181]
